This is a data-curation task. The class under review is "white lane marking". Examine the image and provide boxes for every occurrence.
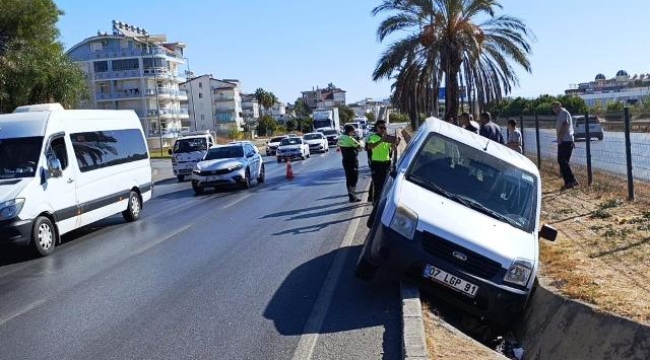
[290,201,367,360]
[221,193,253,210]
[0,299,46,327]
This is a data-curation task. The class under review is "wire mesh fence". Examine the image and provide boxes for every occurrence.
[495,108,650,200]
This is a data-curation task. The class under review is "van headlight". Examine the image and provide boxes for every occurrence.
[0,199,25,220]
[504,259,533,286]
[389,205,418,240]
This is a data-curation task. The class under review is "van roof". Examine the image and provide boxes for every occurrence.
[421,117,540,176]
[13,103,65,113]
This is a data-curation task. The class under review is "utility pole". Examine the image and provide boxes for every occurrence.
[184,57,197,131]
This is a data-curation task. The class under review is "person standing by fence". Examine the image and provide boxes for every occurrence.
[506,118,523,153]
[479,111,505,144]
[553,101,579,189]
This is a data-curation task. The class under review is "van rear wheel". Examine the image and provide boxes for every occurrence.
[32,216,56,257]
[122,191,142,222]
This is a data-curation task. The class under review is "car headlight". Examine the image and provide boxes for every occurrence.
[228,163,243,171]
[193,168,201,175]
[389,205,418,240]
[0,198,25,221]
[504,259,533,286]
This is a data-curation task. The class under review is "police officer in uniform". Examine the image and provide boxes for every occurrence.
[366,120,399,205]
[337,124,363,203]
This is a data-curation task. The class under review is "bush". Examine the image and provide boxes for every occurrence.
[228,128,243,140]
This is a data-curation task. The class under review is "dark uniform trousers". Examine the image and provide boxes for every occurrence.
[340,147,359,200]
[370,161,391,205]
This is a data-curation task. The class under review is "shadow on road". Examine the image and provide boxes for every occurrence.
[272,214,368,236]
[0,216,124,268]
[287,203,370,221]
[259,201,351,219]
[263,245,401,359]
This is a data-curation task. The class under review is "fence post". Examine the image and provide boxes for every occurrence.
[535,112,541,169]
[584,110,593,186]
[624,107,635,201]
[519,114,525,154]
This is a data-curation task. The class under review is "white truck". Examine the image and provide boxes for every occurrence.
[313,108,340,132]
[168,131,215,182]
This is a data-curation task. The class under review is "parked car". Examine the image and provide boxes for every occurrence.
[169,131,214,182]
[265,136,288,156]
[191,142,264,195]
[276,137,310,162]
[0,103,152,256]
[319,128,341,146]
[573,115,604,141]
[356,117,557,325]
[303,132,329,153]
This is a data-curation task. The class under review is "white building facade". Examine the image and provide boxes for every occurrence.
[66,20,189,137]
[179,76,245,133]
[565,70,650,108]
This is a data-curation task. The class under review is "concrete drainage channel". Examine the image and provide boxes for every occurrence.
[400,279,650,360]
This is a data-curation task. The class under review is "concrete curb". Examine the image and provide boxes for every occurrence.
[401,282,428,359]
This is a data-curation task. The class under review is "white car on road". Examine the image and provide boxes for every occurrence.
[303,132,329,153]
[191,142,264,195]
[265,136,287,156]
[276,137,310,162]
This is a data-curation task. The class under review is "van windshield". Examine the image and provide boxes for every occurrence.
[322,130,338,136]
[0,137,43,179]
[174,138,207,153]
[406,133,537,232]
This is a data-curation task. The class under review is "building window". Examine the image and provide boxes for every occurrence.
[112,58,139,71]
[199,82,203,88]
[90,42,103,52]
[93,61,108,73]
[201,114,205,120]
[199,93,203,99]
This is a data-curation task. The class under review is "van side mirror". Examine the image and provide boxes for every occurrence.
[539,224,558,241]
[47,155,63,178]
[167,149,172,155]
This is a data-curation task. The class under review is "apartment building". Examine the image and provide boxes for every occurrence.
[301,84,346,110]
[179,76,244,133]
[66,20,189,136]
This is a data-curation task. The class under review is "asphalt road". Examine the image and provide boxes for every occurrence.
[0,135,403,360]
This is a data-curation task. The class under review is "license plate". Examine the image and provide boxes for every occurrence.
[423,264,479,297]
[206,176,221,181]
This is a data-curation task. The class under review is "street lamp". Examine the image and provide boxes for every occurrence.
[183,57,197,131]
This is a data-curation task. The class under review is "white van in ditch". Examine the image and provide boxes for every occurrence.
[0,103,152,256]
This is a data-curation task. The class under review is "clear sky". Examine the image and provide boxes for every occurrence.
[54,0,649,104]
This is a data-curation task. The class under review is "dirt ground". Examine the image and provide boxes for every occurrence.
[538,164,650,325]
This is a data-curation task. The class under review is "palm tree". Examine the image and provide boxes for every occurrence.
[263,92,277,116]
[372,0,534,122]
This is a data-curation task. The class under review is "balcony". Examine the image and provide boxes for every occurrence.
[146,108,190,118]
[214,96,235,102]
[214,111,236,123]
[91,47,184,60]
[93,69,142,80]
[95,88,144,101]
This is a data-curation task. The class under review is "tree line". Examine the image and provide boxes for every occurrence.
[0,0,88,113]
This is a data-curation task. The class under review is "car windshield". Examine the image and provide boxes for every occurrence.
[406,133,537,232]
[0,137,43,179]
[174,138,207,153]
[281,138,302,145]
[303,134,322,140]
[322,130,338,136]
[270,137,285,143]
[204,146,244,160]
